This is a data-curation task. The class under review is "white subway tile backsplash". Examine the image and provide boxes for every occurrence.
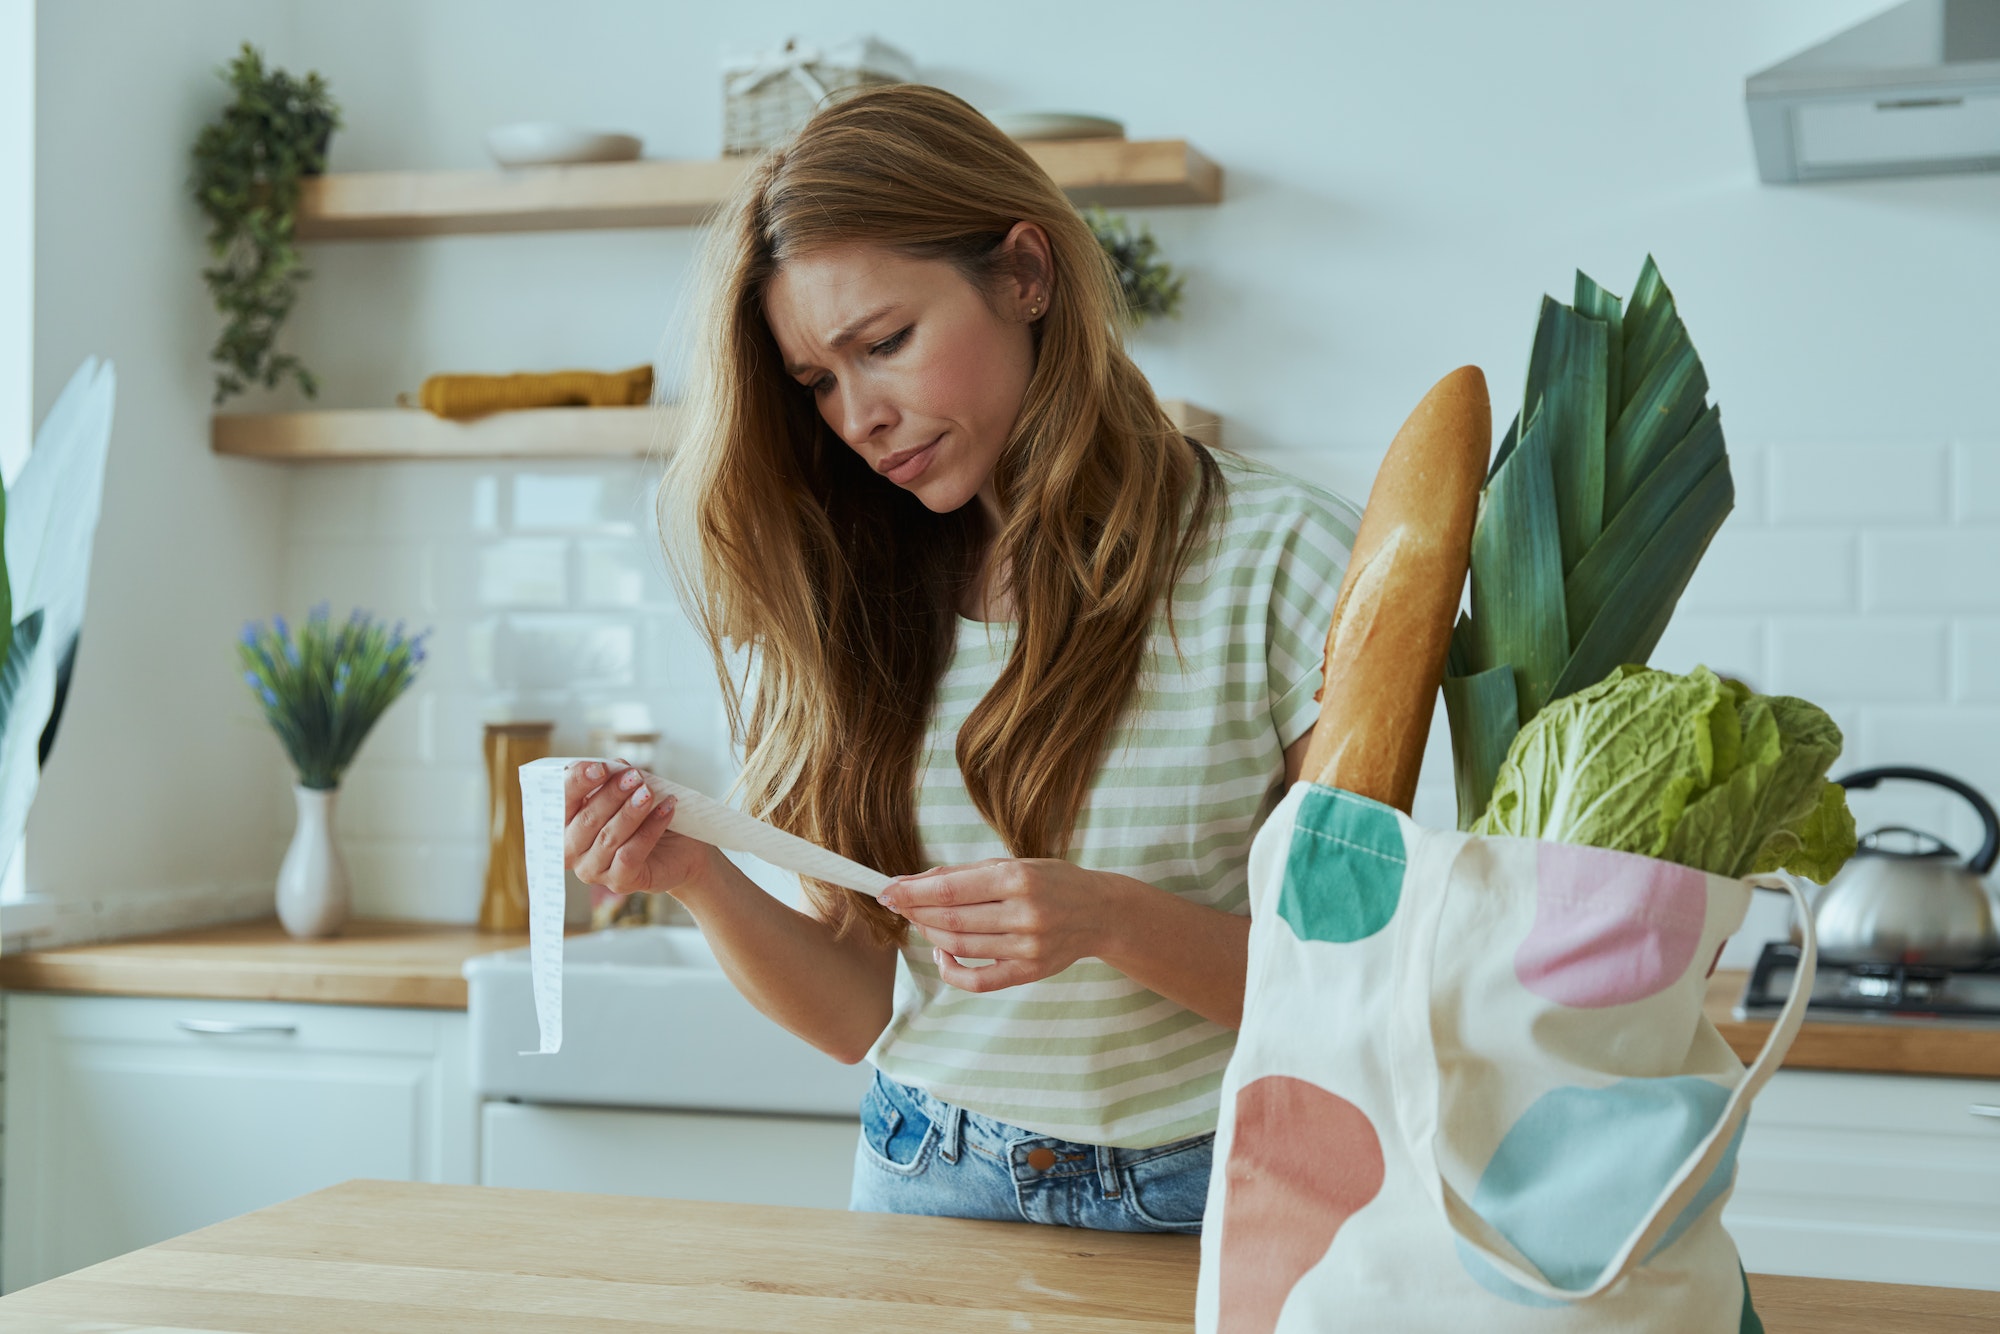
[1855,706,2000,793]
[337,764,485,842]
[284,541,431,618]
[641,609,724,685]
[1767,617,1949,703]
[463,618,499,689]
[275,432,2000,925]
[1841,785,1965,851]
[475,538,568,607]
[1957,620,2000,701]
[1648,614,1766,687]
[511,471,642,534]
[366,464,502,537]
[1954,440,2000,522]
[360,690,436,766]
[1725,447,1768,526]
[1861,532,2000,613]
[1769,442,1947,524]
[1678,528,1856,613]
[1850,708,2000,854]
[503,615,638,691]
[429,691,551,770]
[577,539,663,608]
[1820,704,1865,763]
[344,837,486,923]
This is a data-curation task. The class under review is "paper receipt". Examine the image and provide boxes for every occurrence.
[516,756,892,1055]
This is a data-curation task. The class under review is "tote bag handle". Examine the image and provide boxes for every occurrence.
[1410,872,1816,1305]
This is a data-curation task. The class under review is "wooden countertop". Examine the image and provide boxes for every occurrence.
[1708,968,2000,1080]
[8,929,1998,1072]
[0,918,525,1009]
[0,1179,1992,1332]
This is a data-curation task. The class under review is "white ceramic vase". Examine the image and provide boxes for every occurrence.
[277,784,350,938]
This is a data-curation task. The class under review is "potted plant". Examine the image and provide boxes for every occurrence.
[1083,205,1186,327]
[238,605,427,937]
[190,43,341,406]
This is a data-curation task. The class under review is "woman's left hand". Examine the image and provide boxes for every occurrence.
[877,858,1131,993]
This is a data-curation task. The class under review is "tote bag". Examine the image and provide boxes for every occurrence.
[1196,781,1815,1333]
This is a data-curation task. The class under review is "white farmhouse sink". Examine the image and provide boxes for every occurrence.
[465,924,872,1117]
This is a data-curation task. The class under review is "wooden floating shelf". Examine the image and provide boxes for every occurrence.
[296,139,1222,240]
[212,400,1222,462]
[212,406,675,461]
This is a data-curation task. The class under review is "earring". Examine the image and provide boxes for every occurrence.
[1030,299,1044,318]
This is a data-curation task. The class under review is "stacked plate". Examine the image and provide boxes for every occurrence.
[987,111,1126,142]
[486,123,644,168]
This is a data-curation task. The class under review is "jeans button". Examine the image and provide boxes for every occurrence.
[1025,1146,1057,1172]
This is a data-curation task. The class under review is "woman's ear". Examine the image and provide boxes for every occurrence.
[997,221,1054,321]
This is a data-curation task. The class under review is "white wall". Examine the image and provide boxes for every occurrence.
[1,0,30,481]
[27,1,299,924]
[27,1,2000,928]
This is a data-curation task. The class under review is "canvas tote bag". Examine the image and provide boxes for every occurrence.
[1196,780,1816,1333]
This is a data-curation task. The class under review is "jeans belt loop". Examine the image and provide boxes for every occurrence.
[940,1103,965,1165]
[1096,1143,1121,1198]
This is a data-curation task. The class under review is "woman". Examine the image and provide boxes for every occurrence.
[562,84,1357,1233]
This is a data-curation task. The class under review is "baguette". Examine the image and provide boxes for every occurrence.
[1301,366,1491,809]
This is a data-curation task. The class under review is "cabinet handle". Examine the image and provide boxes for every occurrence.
[1971,1104,2000,1121]
[177,1019,299,1037]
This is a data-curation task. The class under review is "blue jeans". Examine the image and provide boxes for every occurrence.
[849,1069,1215,1233]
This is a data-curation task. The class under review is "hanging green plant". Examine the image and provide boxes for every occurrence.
[1083,205,1185,326]
[189,43,341,406]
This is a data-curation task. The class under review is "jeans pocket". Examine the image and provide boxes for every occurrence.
[859,1073,937,1177]
[1124,1132,1216,1232]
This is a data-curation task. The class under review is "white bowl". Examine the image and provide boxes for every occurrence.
[988,110,1126,142]
[485,122,643,169]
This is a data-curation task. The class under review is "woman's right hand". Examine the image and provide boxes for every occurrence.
[564,761,716,900]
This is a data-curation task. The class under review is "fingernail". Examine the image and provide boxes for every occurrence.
[620,769,641,790]
[630,786,652,808]
[932,947,945,966]
[585,763,603,781]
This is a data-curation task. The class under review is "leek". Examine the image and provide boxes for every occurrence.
[1446,258,1734,828]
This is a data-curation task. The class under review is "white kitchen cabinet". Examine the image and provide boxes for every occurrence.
[481,1100,858,1210]
[1,992,474,1292]
[1725,1068,2000,1290]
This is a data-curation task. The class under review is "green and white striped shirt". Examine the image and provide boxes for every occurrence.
[867,452,1359,1148]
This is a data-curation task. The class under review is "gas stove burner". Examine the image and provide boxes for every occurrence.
[1838,961,1953,1007]
[1738,941,2000,1024]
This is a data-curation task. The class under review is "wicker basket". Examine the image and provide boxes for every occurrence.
[721,35,915,156]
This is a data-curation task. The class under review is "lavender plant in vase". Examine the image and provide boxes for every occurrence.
[238,604,428,937]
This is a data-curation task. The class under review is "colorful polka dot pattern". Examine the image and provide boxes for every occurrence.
[1219,1075,1385,1334]
[1278,787,1406,944]
[1453,1077,1734,1304]
[1223,792,1749,1324]
[1514,841,1708,1008]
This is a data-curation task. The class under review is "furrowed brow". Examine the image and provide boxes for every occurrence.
[783,302,902,376]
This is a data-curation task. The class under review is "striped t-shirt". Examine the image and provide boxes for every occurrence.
[867,451,1359,1148]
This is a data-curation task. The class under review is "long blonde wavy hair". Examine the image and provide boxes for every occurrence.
[658,84,1221,946]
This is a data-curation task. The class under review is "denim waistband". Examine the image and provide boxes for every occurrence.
[881,1071,1213,1168]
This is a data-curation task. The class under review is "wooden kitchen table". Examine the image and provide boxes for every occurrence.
[2,1180,1997,1332]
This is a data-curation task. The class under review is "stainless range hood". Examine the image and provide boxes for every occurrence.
[1747,0,2000,183]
